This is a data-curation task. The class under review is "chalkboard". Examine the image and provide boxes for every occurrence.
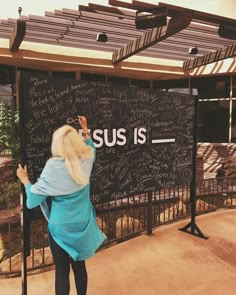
[19,72,195,204]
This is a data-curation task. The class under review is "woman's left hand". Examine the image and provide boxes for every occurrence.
[16,164,30,185]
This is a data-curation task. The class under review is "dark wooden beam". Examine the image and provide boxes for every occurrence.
[183,43,236,71]
[112,11,192,64]
[9,19,26,52]
[158,2,236,26]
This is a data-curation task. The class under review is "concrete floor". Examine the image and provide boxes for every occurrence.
[1,209,236,295]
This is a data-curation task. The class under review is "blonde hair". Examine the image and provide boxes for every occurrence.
[51,125,94,185]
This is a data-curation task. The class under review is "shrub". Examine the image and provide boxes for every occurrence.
[0,181,21,210]
[0,102,19,158]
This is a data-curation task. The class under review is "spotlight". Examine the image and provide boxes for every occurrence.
[135,7,167,30]
[188,46,198,55]
[218,24,236,40]
[18,7,22,16]
[96,32,108,42]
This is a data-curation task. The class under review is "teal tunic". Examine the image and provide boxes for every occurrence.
[25,138,106,261]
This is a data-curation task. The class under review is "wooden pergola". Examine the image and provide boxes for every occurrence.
[0,0,235,78]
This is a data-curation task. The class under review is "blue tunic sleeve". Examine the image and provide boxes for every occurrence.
[25,183,51,221]
[25,183,48,208]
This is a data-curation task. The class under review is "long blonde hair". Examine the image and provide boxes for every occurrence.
[51,125,94,185]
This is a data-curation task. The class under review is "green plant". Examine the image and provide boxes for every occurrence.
[0,181,21,210]
[0,102,19,158]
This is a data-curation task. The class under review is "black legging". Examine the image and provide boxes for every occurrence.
[49,232,87,295]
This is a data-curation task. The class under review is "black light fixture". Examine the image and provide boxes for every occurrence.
[188,46,198,55]
[135,7,167,30]
[18,7,22,17]
[96,32,108,42]
[218,24,236,40]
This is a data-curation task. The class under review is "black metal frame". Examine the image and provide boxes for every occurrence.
[179,96,208,239]
[1,179,236,278]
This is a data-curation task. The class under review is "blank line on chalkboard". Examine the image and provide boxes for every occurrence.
[152,138,175,144]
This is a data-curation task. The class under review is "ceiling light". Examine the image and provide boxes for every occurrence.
[135,7,167,30]
[96,32,108,42]
[188,46,198,55]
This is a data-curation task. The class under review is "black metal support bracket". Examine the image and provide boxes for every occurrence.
[179,221,208,239]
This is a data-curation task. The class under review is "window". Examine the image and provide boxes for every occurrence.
[191,76,230,99]
[198,100,229,143]
[0,85,12,95]
[0,65,15,84]
[52,71,76,79]
[81,72,106,82]
[130,78,150,88]
[153,78,189,91]
[108,76,129,86]
[18,67,48,76]
[233,75,236,97]
[231,101,236,143]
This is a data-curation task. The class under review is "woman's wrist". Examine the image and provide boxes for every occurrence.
[84,132,91,138]
[83,128,91,137]
[21,177,30,185]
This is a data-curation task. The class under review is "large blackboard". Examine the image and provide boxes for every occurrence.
[19,72,195,204]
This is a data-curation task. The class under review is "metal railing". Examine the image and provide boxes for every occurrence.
[1,177,236,277]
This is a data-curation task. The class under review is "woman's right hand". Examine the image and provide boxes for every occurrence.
[78,116,89,133]
[16,164,30,185]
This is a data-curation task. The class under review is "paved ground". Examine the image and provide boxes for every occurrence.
[1,209,236,295]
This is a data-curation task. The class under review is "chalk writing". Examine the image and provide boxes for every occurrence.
[20,72,195,205]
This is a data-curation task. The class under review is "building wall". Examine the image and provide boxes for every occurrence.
[197,143,236,178]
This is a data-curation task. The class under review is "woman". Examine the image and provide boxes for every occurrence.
[16,116,106,295]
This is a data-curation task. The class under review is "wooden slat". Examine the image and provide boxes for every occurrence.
[54,39,116,52]
[26,21,67,33]
[8,17,28,22]
[109,0,157,11]
[164,35,232,49]
[109,0,135,10]
[69,22,141,38]
[9,19,26,52]
[78,9,134,26]
[132,0,158,10]
[183,43,236,71]
[61,8,80,15]
[138,51,186,61]
[45,10,80,20]
[172,31,233,47]
[88,3,135,18]
[112,11,192,64]
[0,32,11,38]
[152,37,217,51]
[67,28,135,41]
[26,30,60,38]
[78,5,94,13]
[29,14,72,25]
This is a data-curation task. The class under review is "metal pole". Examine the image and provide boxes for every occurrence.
[147,191,153,235]
[18,71,30,294]
[20,191,27,295]
[179,96,207,239]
